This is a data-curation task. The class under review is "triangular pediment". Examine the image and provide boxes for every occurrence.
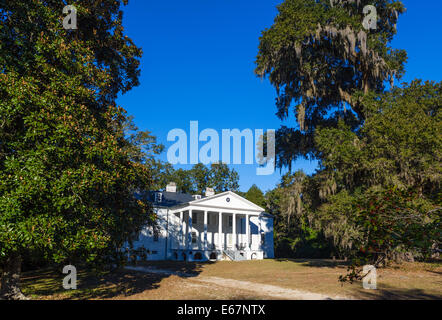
[189,191,264,212]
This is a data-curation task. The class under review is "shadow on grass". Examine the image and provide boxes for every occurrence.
[273,258,441,300]
[134,260,215,277]
[21,261,211,300]
[274,258,350,268]
[355,283,442,300]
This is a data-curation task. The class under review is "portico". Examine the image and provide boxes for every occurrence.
[167,192,267,261]
[130,189,274,262]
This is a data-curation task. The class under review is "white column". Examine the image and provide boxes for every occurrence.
[232,213,237,250]
[246,214,250,250]
[179,211,184,249]
[188,210,193,250]
[218,212,222,250]
[204,211,208,250]
[258,216,263,249]
[184,211,188,249]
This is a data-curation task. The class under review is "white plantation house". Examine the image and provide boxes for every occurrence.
[131,183,274,261]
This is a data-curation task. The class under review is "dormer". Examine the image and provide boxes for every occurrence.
[154,192,163,203]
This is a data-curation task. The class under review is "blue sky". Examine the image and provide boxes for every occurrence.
[117,0,442,193]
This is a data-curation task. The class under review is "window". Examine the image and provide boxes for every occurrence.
[228,216,232,227]
[193,213,198,225]
[191,232,197,244]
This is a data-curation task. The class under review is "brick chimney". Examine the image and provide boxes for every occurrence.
[166,182,177,193]
[205,188,215,197]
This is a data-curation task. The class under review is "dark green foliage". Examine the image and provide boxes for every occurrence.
[208,162,240,193]
[266,81,441,268]
[258,0,440,281]
[244,184,266,207]
[315,80,441,196]
[150,162,240,195]
[339,187,441,283]
[0,0,153,298]
[191,163,210,194]
[274,228,333,259]
[256,0,407,170]
[265,173,334,259]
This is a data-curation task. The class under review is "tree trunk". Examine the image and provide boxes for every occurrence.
[0,254,28,300]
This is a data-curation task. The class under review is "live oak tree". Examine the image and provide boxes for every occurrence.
[276,172,307,231]
[314,80,441,265]
[257,0,441,276]
[255,0,407,234]
[265,81,442,271]
[0,0,153,299]
[256,0,406,166]
[263,173,334,259]
[314,80,442,196]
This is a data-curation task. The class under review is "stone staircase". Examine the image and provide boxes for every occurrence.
[223,249,247,261]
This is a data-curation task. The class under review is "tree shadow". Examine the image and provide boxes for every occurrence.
[274,258,350,268]
[355,283,442,300]
[20,261,210,300]
[133,260,215,277]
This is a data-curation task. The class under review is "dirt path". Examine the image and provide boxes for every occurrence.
[124,266,351,300]
[193,276,349,300]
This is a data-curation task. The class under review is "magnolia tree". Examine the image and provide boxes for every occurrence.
[0,1,154,299]
[340,187,441,283]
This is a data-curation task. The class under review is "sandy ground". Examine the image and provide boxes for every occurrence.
[124,266,350,300]
[20,260,441,300]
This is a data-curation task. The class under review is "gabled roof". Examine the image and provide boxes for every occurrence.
[135,191,273,218]
[146,190,268,213]
[147,191,204,208]
[189,191,265,212]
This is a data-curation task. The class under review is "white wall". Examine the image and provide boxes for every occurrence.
[260,215,274,258]
[130,207,274,260]
[131,208,168,260]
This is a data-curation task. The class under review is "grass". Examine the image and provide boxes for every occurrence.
[15,259,442,300]
[20,267,174,300]
[193,259,442,299]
